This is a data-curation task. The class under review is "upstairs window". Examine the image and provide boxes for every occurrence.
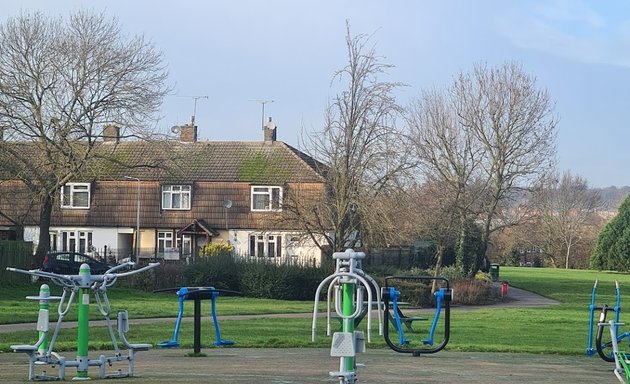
[61,183,90,209]
[251,186,282,212]
[162,185,191,210]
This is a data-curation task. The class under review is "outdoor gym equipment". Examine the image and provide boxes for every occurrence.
[7,261,159,380]
[586,280,630,363]
[599,320,630,383]
[381,276,452,356]
[154,286,239,353]
[312,249,383,384]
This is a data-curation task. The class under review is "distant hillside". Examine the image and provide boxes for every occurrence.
[594,186,630,210]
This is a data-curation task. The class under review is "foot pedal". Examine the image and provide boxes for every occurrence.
[330,332,355,357]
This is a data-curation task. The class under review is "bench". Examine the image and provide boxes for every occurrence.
[394,306,428,332]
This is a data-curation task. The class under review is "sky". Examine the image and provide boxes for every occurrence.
[2,0,630,188]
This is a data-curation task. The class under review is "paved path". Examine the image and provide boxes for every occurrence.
[0,284,559,333]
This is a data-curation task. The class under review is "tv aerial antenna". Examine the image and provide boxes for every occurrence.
[248,99,274,130]
[177,95,208,125]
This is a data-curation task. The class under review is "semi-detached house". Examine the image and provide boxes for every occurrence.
[0,120,327,265]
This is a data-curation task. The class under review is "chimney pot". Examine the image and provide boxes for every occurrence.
[263,117,277,142]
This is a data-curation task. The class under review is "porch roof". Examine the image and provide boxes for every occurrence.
[177,219,220,237]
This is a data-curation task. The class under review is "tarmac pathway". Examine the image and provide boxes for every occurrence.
[0,284,559,333]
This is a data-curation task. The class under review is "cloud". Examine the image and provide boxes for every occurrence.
[495,0,630,68]
[533,0,605,28]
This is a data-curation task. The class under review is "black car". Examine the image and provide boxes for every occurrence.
[42,251,113,275]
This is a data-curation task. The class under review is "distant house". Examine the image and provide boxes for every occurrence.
[0,119,327,265]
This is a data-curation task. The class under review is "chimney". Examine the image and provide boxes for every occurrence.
[263,117,277,142]
[180,115,198,143]
[103,125,120,143]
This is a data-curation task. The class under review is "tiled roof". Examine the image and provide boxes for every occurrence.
[97,140,326,183]
[0,139,326,184]
[0,139,327,230]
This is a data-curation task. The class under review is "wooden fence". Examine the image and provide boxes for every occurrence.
[0,241,34,285]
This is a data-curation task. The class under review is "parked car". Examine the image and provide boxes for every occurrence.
[42,251,113,275]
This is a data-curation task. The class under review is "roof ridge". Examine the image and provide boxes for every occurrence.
[278,142,326,182]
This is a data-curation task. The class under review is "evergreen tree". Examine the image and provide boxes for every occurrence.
[591,196,630,271]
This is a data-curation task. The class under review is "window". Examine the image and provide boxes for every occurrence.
[57,230,92,253]
[249,234,282,257]
[162,185,191,210]
[251,186,282,211]
[158,231,180,260]
[157,231,174,252]
[50,232,58,251]
[61,183,90,209]
[177,235,192,257]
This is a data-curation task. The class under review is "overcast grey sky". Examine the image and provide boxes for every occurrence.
[3,0,630,187]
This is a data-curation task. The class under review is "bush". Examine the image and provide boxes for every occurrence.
[240,261,327,300]
[451,279,498,305]
[122,261,187,291]
[181,253,242,291]
[198,243,234,258]
[433,265,466,281]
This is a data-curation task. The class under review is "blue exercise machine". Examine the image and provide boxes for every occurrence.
[381,276,452,356]
[155,287,239,353]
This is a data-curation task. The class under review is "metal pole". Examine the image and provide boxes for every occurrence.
[124,176,140,262]
[75,265,91,379]
[248,99,274,129]
[342,281,356,374]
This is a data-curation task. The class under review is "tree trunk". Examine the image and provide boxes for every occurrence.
[34,194,53,265]
[432,244,445,294]
[14,224,24,241]
[565,243,571,269]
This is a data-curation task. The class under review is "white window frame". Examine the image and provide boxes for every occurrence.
[61,183,90,209]
[157,231,174,252]
[55,229,93,253]
[250,186,282,212]
[249,234,282,258]
[162,185,191,210]
[177,234,192,257]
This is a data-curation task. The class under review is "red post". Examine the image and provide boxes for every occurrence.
[501,281,509,297]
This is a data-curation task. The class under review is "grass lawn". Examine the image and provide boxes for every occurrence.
[1,267,628,355]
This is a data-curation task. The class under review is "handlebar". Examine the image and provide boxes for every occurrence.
[6,262,160,289]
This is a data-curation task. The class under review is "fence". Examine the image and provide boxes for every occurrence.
[0,241,34,285]
[232,251,320,267]
[363,244,435,270]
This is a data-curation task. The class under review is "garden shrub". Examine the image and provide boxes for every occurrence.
[124,261,187,291]
[434,265,466,281]
[451,279,498,305]
[199,243,234,258]
[182,253,242,291]
[240,261,327,300]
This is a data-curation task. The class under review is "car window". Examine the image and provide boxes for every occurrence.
[74,254,92,263]
[56,253,71,262]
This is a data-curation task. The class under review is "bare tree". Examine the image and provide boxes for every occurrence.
[533,171,604,269]
[453,61,558,256]
[408,87,487,276]
[0,11,169,258]
[287,25,413,256]
[407,62,557,275]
